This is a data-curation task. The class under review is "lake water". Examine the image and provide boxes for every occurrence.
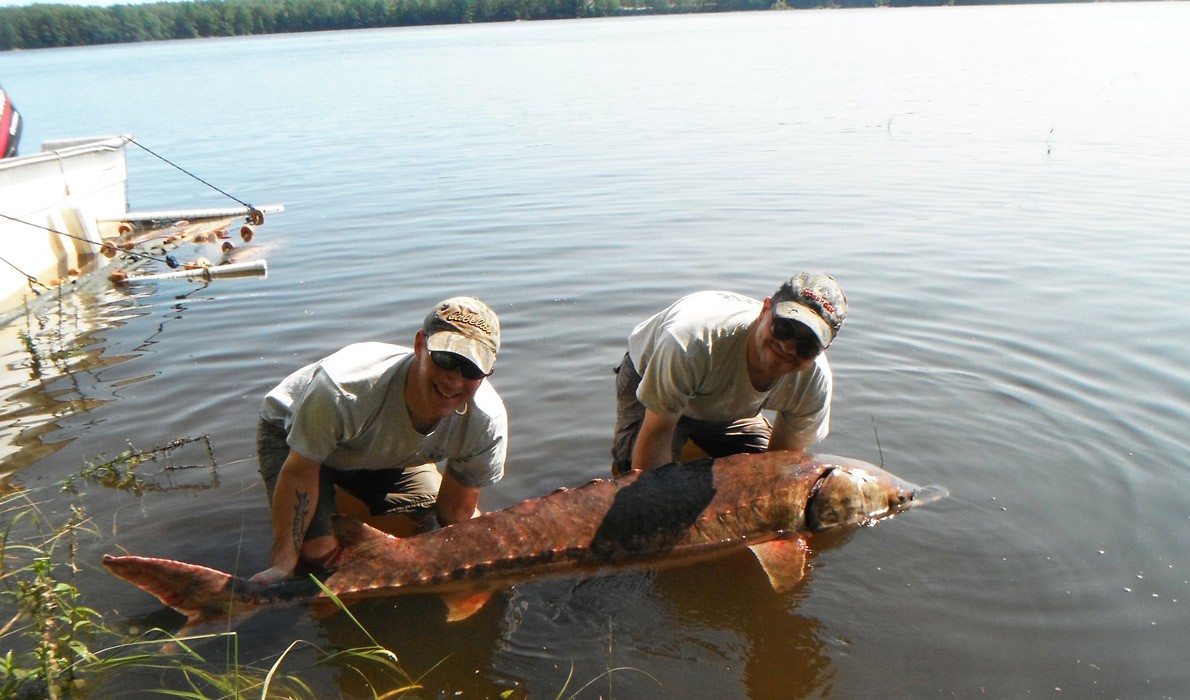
[2,3,1190,697]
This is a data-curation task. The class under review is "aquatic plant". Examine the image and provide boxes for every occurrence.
[2,447,653,698]
[0,492,100,700]
[0,489,421,699]
[63,434,218,496]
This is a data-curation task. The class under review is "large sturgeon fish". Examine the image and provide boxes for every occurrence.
[103,451,946,627]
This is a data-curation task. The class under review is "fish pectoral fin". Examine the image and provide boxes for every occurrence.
[440,591,495,622]
[308,598,340,621]
[748,537,809,593]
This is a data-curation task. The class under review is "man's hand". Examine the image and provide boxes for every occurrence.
[632,408,679,471]
[250,565,293,585]
[435,470,482,526]
[768,419,810,462]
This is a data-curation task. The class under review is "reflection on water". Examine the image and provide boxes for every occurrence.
[0,277,238,487]
[0,290,127,484]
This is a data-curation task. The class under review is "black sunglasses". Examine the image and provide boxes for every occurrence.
[430,351,489,380]
[770,313,823,361]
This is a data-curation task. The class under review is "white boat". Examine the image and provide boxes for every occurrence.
[0,133,282,314]
[0,128,282,474]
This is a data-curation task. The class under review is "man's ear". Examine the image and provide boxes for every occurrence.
[413,329,427,353]
[757,297,774,326]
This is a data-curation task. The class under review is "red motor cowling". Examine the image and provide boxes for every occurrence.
[1,85,22,159]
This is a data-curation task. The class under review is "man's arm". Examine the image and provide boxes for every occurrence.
[767,419,811,462]
[251,450,323,584]
[435,470,482,525]
[632,408,680,471]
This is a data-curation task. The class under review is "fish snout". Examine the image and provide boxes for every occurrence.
[908,484,950,507]
[885,480,949,514]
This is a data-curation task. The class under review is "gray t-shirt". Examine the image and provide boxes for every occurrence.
[260,342,506,488]
[627,290,832,447]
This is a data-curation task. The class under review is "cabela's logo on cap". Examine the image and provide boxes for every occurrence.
[798,289,838,317]
[444,309,495,335]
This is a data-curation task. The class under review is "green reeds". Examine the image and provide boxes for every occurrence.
[0,489,421,699]
[1,492,101,699]
[3,441,655,698]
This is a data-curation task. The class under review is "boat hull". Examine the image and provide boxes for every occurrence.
[0,136,129,309]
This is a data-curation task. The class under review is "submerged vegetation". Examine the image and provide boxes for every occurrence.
[62,434,218,496]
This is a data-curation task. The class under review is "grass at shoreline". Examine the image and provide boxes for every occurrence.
[2,441,652,698]
[1,454,426,699]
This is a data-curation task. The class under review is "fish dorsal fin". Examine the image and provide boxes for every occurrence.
[748,537,809,593]
[330,514,399,547]
[441,591,495,622]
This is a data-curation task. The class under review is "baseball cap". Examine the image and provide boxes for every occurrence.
[423,296,501,375]
[771,273,847,347]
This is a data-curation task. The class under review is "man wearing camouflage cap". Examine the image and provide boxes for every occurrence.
[252,296,506,584]
[612,273,847,475]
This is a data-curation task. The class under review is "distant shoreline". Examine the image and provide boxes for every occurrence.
[0,0,1106,52]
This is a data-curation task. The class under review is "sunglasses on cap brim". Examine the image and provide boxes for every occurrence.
[769,313,824,361]
[430,350,490,380]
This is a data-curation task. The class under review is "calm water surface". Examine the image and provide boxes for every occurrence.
[2,3,1189,697]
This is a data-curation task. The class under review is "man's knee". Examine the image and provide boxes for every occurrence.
[337,463,441,517]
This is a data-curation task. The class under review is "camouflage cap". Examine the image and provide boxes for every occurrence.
[423,296,501,375]
[771,272,847,347]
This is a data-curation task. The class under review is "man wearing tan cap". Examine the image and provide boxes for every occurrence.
[251,296,506,584]
[612,273,847,475]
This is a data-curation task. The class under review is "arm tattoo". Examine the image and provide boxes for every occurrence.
[291,491,310,554]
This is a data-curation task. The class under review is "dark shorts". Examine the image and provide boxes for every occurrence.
[610,352,771,476]
[257,419,441,540]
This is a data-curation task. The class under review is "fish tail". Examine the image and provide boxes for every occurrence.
[103,554,255,625]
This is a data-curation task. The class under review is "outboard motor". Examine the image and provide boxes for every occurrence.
[1,84,22,159]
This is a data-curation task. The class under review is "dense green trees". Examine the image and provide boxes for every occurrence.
[0,0,671,50]
[0,0,1075,50]
[0,0,799,50]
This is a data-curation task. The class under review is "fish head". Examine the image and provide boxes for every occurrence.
[804,457,948,532]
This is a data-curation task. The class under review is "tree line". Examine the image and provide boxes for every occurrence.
[0,0,735,50]
[0,0,1084,51]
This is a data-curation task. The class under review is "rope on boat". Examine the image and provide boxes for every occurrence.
[0,211,180,269]
[124,137,258,215]
[0,248,50,293]
[4,140,260,290]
